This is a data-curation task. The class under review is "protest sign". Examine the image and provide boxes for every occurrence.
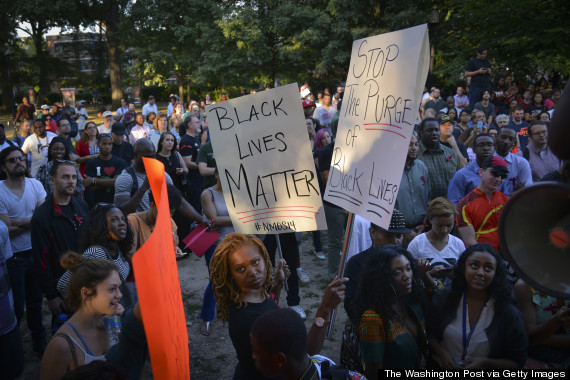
[132,158,190,379]
[323,24,430,229]
[206,84,327,234]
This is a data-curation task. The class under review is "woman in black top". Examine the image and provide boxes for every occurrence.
[154,131,187,193]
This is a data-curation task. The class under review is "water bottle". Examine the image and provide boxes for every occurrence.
[103,315,122,346]
[53,313,68,334]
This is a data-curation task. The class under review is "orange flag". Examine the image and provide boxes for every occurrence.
[131,157,190,379]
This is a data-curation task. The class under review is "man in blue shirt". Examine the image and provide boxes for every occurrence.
[447,133,495,204]
[495,126,533,194]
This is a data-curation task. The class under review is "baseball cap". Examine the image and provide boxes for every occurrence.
[111,122,126,135]
[370,209,411,234]
[480,156,509,176]
[41,104,50,110]
[438,114,452,125]
[102,111,113,118]
[302,99,314,108]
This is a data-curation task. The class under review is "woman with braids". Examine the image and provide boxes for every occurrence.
[351,245,437,376]
[426,243,527,369]
[210,233,347,379]
[56,204,133,307]
[41,253,147,380]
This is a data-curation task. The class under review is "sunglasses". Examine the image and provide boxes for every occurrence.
[6,156,26,164]
[489,169,508,179]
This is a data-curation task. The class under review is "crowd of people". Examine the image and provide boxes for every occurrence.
[1,44,569,379]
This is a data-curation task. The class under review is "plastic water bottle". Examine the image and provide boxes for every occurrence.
[103,315,122,345]
[53,313,68,334]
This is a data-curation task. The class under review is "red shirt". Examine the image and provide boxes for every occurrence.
[457,187,509,251]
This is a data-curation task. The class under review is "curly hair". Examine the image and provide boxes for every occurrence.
[79,204,135,260]
[443,243,512,314]
[351,245,425,323]
[209,233,274,322]
[60,251,118,313]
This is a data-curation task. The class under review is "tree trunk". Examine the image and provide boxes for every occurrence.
[0,13,15,116]
[106,1,122,109]
[178,72,184,103]
[31,22,49,101]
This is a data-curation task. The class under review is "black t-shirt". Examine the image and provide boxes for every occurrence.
[228,298,279,380]
[424,99,446,113]
[465,57,491,88]
[179,134,201,179]
[85,155,128,206]
[112,141,134,164]
[525,105,546,119]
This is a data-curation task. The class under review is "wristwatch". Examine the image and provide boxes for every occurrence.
[313,316,326,328]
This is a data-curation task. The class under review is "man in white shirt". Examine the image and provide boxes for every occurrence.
[312,94,337,130]
[166,95,177,118]
[129,114,151,143]
[142,95,158,117]
[0,146,47,354]
[98,110,114,134]
[115,98,129,119]
[75,101,89,133]
[21,120,57,177]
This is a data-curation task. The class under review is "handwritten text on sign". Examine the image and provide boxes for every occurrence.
[206,83,327,234]
[324,24,430,229]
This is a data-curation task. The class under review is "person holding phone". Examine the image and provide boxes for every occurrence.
[408,197,464,279]
[465,46,492,110]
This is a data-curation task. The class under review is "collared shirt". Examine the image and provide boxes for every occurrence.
[418,141,460,200]
[447,161,482,205]
[395,159,430,225]
[527,145,561,182]
[457,187,508,251]
[494,152,533,195]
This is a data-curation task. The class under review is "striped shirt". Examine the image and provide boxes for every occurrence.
[57,245,130,297]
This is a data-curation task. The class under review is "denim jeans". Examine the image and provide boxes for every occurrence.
[312,230,323,252]
[200,244,217,322]
[6,251,46,342]
[468,85,488,110]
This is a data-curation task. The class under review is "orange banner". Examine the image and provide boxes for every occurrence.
[132,157,190,379]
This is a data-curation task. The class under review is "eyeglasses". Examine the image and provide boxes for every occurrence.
[532,131,548,136]
[489,169,508,179]
[6,156,26,164]
[476,143,494,148]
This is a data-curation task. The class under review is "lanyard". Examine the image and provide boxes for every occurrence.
[461,292,489,361]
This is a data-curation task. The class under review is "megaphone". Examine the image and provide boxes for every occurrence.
[499,182,570,298]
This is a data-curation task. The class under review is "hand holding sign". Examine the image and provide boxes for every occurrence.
[205,84,327,234]
[323,24,430,229]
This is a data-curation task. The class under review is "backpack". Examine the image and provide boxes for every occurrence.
[125,166,139,196]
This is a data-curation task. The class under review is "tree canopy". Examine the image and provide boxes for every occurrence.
[1,0,568,111]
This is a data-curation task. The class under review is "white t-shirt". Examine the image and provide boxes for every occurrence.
[0,178,46,253]
[21,132,58,177]
[0,220,13,260]
[76,107,89,130]
[129,125,151,143]
[98,124,112,134]
[312,105,337,127]
[407,233,464,267]
[346,215,372,262]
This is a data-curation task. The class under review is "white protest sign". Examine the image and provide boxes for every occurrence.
[205,84,327,234]
[323,24,430,229]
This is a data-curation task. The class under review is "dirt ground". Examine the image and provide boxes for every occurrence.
[16,230,349,379]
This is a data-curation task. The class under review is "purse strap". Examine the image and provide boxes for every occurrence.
[54,333,79,369]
